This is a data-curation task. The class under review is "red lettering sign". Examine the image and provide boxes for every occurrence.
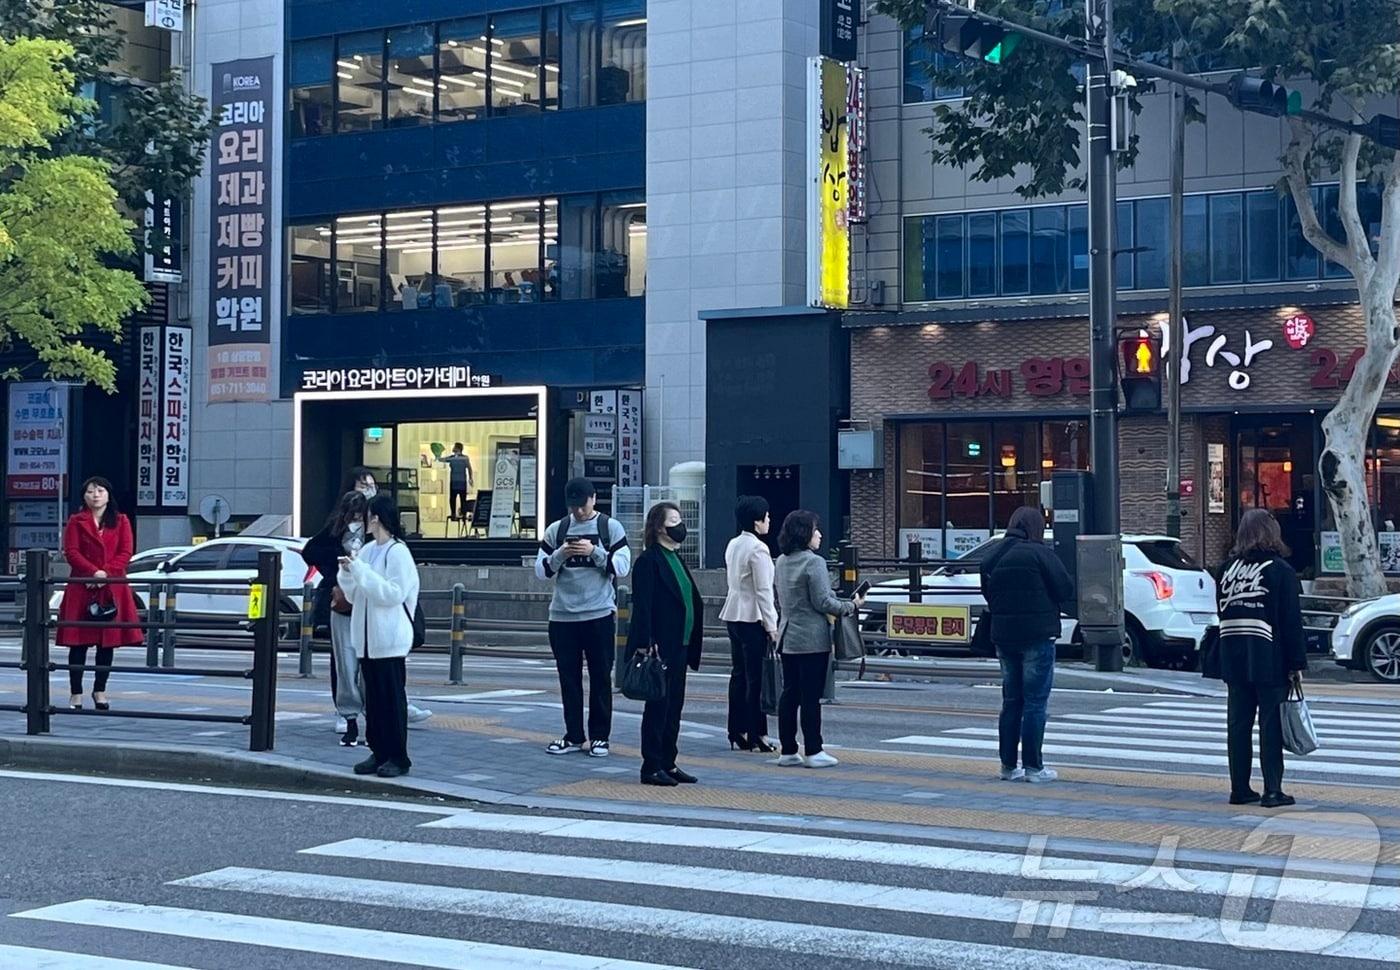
[927,356,1090,401]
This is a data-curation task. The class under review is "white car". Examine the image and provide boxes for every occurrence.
[50,537,308,639]
[1328,595,1400,683]
[862,532,1219,668]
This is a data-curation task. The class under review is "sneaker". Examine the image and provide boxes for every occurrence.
[804,751,840,768]
[1260,791,1296,809]
[335,717,348,734]
[547,739,584,755]
[338,718,363,747]
[407,705,433,724]
[999,765,1026,781]
[774,754,805,767]
[1024,767,1058,784]
[587,740,611,758]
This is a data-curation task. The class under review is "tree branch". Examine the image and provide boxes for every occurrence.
[1338,132,1374,272]
[1375,152,1400,296]
[1284,120,1354,272]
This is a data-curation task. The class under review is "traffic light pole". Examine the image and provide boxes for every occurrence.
[1087,0,1119,540]
[1165,42,1185,539]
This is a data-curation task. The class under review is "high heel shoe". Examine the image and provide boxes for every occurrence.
[91,693,110,712]
[729,737,755,751]
[751,738,777,753]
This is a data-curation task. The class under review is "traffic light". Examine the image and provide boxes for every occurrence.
[930,11,1022,64]
[1226,74,1302,117]
[1361,114,1400,150]
[1119,333,1161,412]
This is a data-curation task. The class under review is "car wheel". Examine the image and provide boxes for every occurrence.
[1363,627,1400,684]
[1122,625,1144,668]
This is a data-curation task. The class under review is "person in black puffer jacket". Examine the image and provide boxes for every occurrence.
[980,506,1074,784]
[1212,508,1307,809]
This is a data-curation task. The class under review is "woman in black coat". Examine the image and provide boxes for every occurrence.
[626,501,704,787]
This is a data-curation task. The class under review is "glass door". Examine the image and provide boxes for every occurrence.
[1234,419,1316,573]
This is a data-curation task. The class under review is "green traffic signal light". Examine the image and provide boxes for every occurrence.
[984,32,1021,64]
[1285,89,1303,115]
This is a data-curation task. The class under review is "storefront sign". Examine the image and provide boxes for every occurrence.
[1283,313,1316,349]
[806,57,850,309]
[161,327,192,508]
[489,444,520,538]
[1207,443,1226,514]
[585,459,617,482]
[887,603,971,645]
[948,529,991,557]
[819,0,859,62]
[207,56,273,403]
[299,365,494,393]
[928,357,1090,401]
[898,528,943,559]
[618,390,642,488]
[584,435,616,459]
[846,66,866,224]
[6,383,67,499]
[144,0,183,31]
[1180,478,1195,498]
[136,328,161,507]
[584,414,616,437]
[143,192,182,283]
[1321,531,1400,574]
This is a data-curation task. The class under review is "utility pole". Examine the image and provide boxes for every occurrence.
[1165,41,1185,539]
[1086,0,1119,535]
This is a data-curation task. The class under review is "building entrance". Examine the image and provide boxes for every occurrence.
[1233,417,1316,574]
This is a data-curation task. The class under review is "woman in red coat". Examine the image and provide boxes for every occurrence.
[56,477,143,710]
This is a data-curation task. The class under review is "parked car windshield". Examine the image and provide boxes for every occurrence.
[1134,539,1201,571]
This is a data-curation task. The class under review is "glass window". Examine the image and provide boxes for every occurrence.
[600,192,645,298]
[967,212,997,297]
[1209,193,1243,284]
[1246,190,1280,282]
[170,546,229,572]
[935,214,964,299]
[385,25,436,128]
[290,39,333,137]
[335,31,384,133]
[902,26,963,103]
[601,1,646,104]
[1030,206,1068,295]
[999,210,1029,295]
[435,204,488,306]
[1115,200,1134,290]
[1068,204,1089,292]
[489,200,543,302]
[900,423,944,532]
[1183,194,1209,287]
[1283,192,1320,280]
[490,9,544,114]
[288,225,331,314]
[1133,539,1200,570]
[1041,419,1089,474]
[334,215,381,312]
[542,7,561,109]
[384,209,434,310]
[992,422,1039,529]
[556,194,596,300]
[559,2,598,109]
[438,18,488,122]
[1320,184,1349,279]
[1134,196,1168,289]
[903,216,931,302]
[944,422,991,540]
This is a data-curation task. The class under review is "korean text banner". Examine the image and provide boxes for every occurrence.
[807,57,850,309]
[207,56,273,403]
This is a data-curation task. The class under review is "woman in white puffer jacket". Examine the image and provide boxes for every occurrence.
[338,492,420,778]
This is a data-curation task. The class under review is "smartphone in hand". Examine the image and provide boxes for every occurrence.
[854,579,872,598]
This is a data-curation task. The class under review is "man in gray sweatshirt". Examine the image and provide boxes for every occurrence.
[534,477,631,756]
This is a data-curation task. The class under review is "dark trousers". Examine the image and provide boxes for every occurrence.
[778,651,829,757]
[640,647,689,774]
[1227,681,1287,795]
[549,616,615,744]
[726,622,769,744]
[997,639,1056,771]
[362,655,411,770]
[68,646,114,695]
[450,487,468,519]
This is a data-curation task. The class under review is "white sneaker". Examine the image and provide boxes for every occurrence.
[587,740,611,758]
[407,705,432,724]
[999,766,1026,781]
[804,751,840,769]
[1024,767,1058,784]
[335,717,347,734]
[774,754,805,767]
[547,739,584,755]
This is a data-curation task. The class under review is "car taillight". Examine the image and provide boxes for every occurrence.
[1140,570,1173,600]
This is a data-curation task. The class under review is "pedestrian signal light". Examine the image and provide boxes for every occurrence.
[1123,335,1157,376]
[1361,114,1400,150]
[1119,334,1161,413]
[1227,75,1302,117]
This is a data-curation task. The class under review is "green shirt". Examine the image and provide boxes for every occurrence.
[660,547,694,645]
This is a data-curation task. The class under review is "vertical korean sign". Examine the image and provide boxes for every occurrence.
[617,390,642,488]
[208,56,273,403]
[136,328,161,506]
[806,57,850,309]
[162,327,192,507]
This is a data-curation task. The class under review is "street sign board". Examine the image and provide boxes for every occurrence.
[886,603,971,645]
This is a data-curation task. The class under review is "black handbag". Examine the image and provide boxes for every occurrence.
[620,646,667,703]
[404,603,426,651]
[833,611,865,661]
[760,640,784,715]
[969,610,996,658]
[87,600,118,622]
[1199,628,1221,680]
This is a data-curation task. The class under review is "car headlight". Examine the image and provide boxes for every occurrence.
[1341,601,1369,620]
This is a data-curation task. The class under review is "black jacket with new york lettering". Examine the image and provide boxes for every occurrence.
[1213,553,1307,688]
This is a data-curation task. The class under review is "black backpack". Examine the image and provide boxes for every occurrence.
[550,513,625,578]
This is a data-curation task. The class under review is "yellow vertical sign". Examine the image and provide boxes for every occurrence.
[817,58,850,309]
[247,583,266,620]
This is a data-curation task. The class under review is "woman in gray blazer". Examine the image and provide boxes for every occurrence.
[773,510,864,768]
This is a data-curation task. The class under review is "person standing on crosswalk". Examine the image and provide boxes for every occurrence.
[1212,508,1307,809]
[980,506,1074,784]
[535,477,632,758]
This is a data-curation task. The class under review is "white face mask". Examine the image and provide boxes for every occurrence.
[347,522,363,533]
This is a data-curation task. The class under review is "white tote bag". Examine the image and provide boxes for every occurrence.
[1280,681,1319,756]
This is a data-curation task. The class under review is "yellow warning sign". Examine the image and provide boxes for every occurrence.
[247,583,266,620]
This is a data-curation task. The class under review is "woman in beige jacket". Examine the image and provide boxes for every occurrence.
[720,496,779,751]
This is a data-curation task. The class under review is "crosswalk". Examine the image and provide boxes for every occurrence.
[5,803,1397,969]
[884,699,1400,780]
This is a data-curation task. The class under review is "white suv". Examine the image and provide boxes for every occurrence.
[1328,595,1400,683]
[862,532,1219,668]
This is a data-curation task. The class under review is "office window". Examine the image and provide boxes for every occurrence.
[489,200,543,302]
[491,9,544,114]
[1283,193,1319,280]
[1135,196,1168,289]
[1319,185,1350,279]
[600,192,645,298]
[289,225,331,314]
[557,194,596,300]
[899,423,944,533]
[903,216,934,302]
[386,25,436,128]
[334,215,381,312]
[1183,194,1209,287]
[1245,191,1280,282]
[1068,204,1088,292]
[335,31,384,133]
[1116,200,1134,290]
[601,0,646,104]
[289,39,333,137]
[902,25,963,103]
[559,2,598,109]
[384,209,434,310]
[999,209,1030,295]
[542,6,561,108]
[435,204,488,305]
[438,19,488,122]
[967,212,997,297]
[1030,206,1068,295]
[1209,193,1243,284]
[935,214,964,299]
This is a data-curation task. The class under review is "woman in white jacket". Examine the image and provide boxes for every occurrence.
[339,493,420,778]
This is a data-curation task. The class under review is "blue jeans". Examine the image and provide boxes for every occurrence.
[997,639,1056,771]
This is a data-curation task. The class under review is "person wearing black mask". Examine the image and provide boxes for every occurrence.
[626,502,704,786]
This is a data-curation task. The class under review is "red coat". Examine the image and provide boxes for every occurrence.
[56,512,143,648]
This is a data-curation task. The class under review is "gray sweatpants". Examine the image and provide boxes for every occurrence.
[329,610,365,719]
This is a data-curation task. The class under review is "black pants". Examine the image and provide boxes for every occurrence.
[1227,681,1287,795]
[68,646,114,695]
[450,487,468,519]
[726,622,769,744]
[778,651,829,757]
[549,616,615,744]
[641,647,689,774]
[362,655,411,770]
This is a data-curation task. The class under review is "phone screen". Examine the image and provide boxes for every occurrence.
[855,580,871,598]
